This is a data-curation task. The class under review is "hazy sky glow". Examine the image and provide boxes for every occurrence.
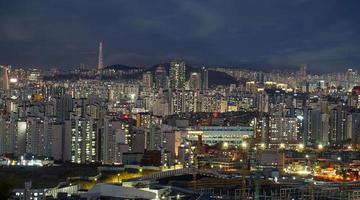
[0,0,359,72]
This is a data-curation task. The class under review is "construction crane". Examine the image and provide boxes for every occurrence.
[238,134,262,200]
[309,181,315,200]
[241,149,247,199]
[237,140,250,199]
[251,116,261,200]
[191,134,205,192]
[192,145,198,192]
[254,169,260,200]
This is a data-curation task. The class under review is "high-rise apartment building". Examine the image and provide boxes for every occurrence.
[299,64,307,79]
[270,117,299,144]
[0,65,9,91]
[142,71,153,92]
[25,117,62,159]
[0,115,27,156]
[190,72,201,91]
[154,64,167,90]
[97,42,104,71]
[66,114,98,163]
[101,117,128,164]
[201,66,208,91]
[169,60,186,89]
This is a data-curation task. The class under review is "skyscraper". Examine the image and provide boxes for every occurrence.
[201,66,208,91]
[142,71,153,92]
[169,60,186,89]
[299,64,307,80]
[0,115,26,156]
[154,64,167,90]
[25,117,61,158]
[0,65,9,91]
[270,117,299,144]
[190,72,201,91]
[66,114,98,163]
[101,117,127,164]
[97,42,104,70]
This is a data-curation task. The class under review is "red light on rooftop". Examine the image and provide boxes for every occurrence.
[122,114,129,120]
[213,112,219,118]
[352,86,360,95]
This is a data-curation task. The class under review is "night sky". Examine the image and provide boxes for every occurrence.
[0,0,359,72]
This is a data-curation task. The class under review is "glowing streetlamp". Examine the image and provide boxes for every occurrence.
[223,142,229,149]
[318,144,324,151]
[279,143,285,149]
[190,146,196,165]
[130,93,136,100]
[241,141,248,149]
[298,143,304,150]
[260,143,266,149]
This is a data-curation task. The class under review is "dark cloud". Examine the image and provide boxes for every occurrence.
[0,0,359,72]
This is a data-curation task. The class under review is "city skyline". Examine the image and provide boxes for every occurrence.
[2,1,360,199]
[0,0,359,72]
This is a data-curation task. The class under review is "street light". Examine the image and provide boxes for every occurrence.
[260,143,266,149]
[223,142,229,149]
[298,143,304,151]
[241,141,248,149]
[318,144,324,151]
[279,143,285,149]
[240,141,248,199]
[190,146,197,166]
[130,93,136,100]
[117,173,120,183]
